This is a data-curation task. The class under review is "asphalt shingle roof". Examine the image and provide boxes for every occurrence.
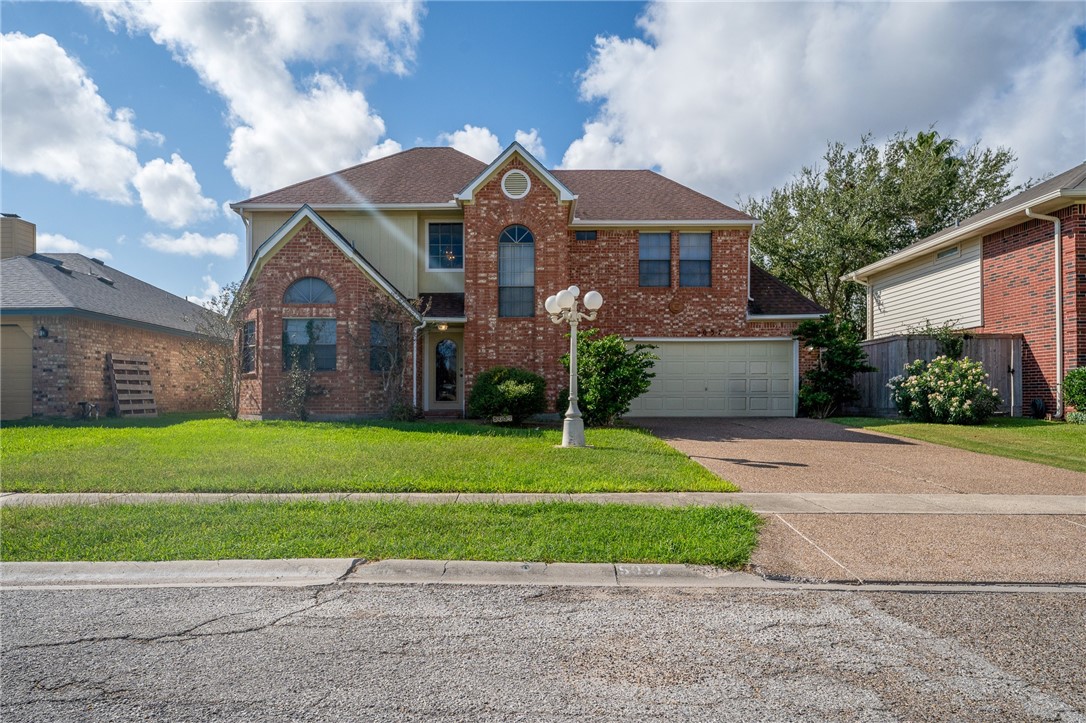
[748,265,827,316]
[1,253,220,335]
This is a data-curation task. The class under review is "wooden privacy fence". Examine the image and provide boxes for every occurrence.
[844,334,1023,417]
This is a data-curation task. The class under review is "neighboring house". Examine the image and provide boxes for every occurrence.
[230,143,825,420]
[845,162,1086,416]
[0,215,222,420]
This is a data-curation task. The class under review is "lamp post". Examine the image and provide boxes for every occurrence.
[545,285,603,447]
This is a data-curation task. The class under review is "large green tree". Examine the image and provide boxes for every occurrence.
[744,130,1017,326]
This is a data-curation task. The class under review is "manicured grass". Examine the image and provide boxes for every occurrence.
[831,416,1086,473]
[0,501,762,567]
[0,415,729,493]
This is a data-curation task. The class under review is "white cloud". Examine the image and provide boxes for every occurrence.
[92,1,423,196]
[515,129,547,161]
[37,232,113,260]
[142,231,239,258]
[561,3,1085,199]
[0,32,140,203]
[133,153,219,228]
[363,139,405,162]
[438,124,503,162]
[186,274,222,307]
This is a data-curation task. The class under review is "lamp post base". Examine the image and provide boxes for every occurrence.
[561,416,586,447]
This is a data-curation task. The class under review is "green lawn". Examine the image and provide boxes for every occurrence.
[0,415,729,493]
[0,501,762,566]
[832,417,1086,473]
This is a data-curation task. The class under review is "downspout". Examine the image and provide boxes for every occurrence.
[412,318,427,409]
[1025,208,1063,417]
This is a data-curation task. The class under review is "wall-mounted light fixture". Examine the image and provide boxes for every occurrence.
[38,326,49,338]
[436,322,449,332]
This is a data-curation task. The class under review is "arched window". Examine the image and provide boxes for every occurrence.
[498,225,534,317]
[283,277,336,304]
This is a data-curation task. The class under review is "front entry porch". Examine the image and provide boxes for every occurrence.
[423,327,464,416]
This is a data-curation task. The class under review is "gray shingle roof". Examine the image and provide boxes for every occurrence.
[1,253,221,335]
[748,265,827,316]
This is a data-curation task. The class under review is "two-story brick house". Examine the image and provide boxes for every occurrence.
[230,143,824,419]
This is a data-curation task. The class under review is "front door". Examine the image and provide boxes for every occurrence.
[428,331,463,411]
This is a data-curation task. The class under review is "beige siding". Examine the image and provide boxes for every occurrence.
[1,322,33,420]
[1,217,36,259]
[250,211,419,298]
[418,212,466,294]
[870,238,982,338]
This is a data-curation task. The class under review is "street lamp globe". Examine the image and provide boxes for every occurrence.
[583,290,603,311]
[544,295,561,315]
[556,288,575,310]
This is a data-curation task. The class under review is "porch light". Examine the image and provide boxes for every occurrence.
[38,326,48,338]
[546,285,604,448]
[436,322,449,332]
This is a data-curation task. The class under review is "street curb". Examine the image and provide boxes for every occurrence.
[2,559,1083,594]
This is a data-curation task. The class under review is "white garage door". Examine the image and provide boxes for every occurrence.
[627,339,796,417]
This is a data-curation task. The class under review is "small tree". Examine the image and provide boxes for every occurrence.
[793,316,875,418]
[906,319,968,360]
[186,281,253,419]
[346,297,430,419]
[559,329,657,427]
[1064,368,1086,421]
[277,320,326,420]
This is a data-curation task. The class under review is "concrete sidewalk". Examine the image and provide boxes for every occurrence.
[2,491,1084,514]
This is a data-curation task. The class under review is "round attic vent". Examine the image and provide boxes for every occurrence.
[501,169,531,199]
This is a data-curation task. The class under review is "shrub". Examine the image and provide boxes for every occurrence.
[1065,411,1086,425]
[793,316,875,418]
[888,356,1001,424]
[559,330,657,426]
[467,366,546,424]
[1063,367,1086,411]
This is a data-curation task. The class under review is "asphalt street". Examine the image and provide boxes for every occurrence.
[2,583,1083,722]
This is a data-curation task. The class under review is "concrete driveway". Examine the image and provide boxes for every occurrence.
[634,417,1086,495]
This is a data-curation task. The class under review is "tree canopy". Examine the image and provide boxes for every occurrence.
[743,130,1018,326]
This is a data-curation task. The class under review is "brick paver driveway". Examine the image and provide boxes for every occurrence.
[632,417,1086,495]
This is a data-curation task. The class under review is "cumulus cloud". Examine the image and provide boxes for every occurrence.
[133,153,219,228]
[186,274,222,307]
[142,231,239,258]
[438,124,503,162]
[515,129,547,161]
[0,32,141,203]
[37,232,113,260]
[561,2,1085,199]
[92,1,423,195]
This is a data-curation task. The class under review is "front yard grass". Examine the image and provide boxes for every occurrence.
[0,501,762,567]
[831,417,1086,473]
[0,415,729,493]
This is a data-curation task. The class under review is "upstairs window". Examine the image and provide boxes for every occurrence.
[498,225,535,317]
[639,232,671,287]
[242,321,256,373]
[283,277,335,304]
[679,233,711,287]
[282,318,336,371]
[428,222,464,270]
[370,321,402,372]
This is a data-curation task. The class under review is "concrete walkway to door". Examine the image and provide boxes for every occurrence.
[634,417,1086,584]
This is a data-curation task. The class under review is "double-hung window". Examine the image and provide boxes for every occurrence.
[639,232,671,287]
[282,319,336,371]
[498,225,535,317]
[428,223,464,270]
[370,321,401,372]
[679,232,711,287]
[241,321,256,373]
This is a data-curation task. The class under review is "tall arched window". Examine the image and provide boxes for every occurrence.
[283,277,336,304]
[498,225,534,317]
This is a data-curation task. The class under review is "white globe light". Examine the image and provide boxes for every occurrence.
[583,290,603,311]
[556,289,575,310]
[544,295,561,315]
[568,285,580,298]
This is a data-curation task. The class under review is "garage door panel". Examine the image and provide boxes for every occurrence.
[628,340,795,418]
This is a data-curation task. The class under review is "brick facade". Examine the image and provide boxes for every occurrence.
[976,204,1084,412]
[29,314,218,417]
[239,220,418,420]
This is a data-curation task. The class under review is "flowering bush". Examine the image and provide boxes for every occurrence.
[888,356,1001,424]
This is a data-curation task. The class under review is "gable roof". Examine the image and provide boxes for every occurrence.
[0,253,219,335]
[456,142,576,204]
[242,205,423,322]
[846,161,1086,281]
[232,145,754,224]
[748,265,827,317]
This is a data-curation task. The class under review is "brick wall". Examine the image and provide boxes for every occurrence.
[239,220,418,419]
[30,314,218,417]
[977,204,1084,412]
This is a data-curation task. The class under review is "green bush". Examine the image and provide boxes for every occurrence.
[467,366,546,424]
[793,316,875,418]
[1063,367,1086,411]
[559,330,656,426]
[1065,411,1086,425]
[888,356,1001,424]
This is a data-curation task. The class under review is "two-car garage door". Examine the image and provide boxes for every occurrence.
[627,339,796,417]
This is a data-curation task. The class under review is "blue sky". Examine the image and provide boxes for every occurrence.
[2,1,1084,304]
